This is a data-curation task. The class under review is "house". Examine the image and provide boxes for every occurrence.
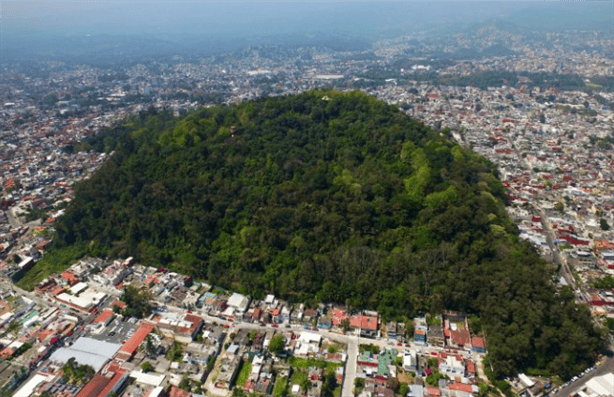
[75,361,128,397]
[295,332,321,357]
[317,316,332,330]
[269,308,280,324]
[216,355,241,389]
[59,272,79,288]
[414,325,427,345]
[449,330,471,349]
[226,293,250,313]
[93,310,115,327]
[428,325,444,347]
[466,360,477,378]
[157,314,204,343]
[438,353,465,377]
[408,384,425,397]
[447,382,474,397]
[303,309,318,325]
[403,352,417,372]
[115,321,155,361]
[330,308,347,327]
[386,322,397,339]
[471,337,486,353]
[350,314,378,337]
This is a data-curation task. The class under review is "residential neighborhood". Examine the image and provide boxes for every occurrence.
[1,256,493,397]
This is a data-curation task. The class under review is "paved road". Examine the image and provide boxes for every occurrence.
[343,333,359,397]
[510,138,587,302]
[552,356,614,397]
[204,332,231,397]
[160,299,486,397]
[5,280,483,397]
[6,206,22,229]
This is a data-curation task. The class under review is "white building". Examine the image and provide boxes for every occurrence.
[439,355,465,377]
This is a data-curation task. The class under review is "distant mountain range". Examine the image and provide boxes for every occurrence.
[2,1,612,66]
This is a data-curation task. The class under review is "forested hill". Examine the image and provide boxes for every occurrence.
[40,91,601,378]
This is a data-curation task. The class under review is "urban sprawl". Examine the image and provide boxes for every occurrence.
[1,27,614,397]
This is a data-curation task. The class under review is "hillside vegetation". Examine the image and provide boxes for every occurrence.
[24,90,602,378]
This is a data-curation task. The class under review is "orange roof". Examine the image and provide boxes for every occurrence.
[0,347,14,359]
[94,309,115,324]
[119,321,155,356]
[168,386,192,397]
[451,330,471,346]
[61,271,78,284]
[112,300,127,309]
[76,365,125,397]
[427,386,441,396]
[173,314,203,336]
[349,315,378,331]
[471,336,485,348]
[38,329,56,342]
[52,286,66,295]
[448,383,473,393]
[331,308,347,326]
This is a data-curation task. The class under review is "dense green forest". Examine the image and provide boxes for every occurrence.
[25,90,603,379]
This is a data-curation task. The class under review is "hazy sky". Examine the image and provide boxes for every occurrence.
[4,0,610,38]
[2,1,612,63]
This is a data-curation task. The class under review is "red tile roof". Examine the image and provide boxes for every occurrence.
[350,315,378,331]
[304,309,317,317]
[168,386,192,397]
[111,300,127,309]
[118,321,155,358]
[0,347,14,359]
[471,336,485,348]
[75,374,110,397]
[177,314,203,336]
[450,330,471,346]
[331,308,347,326]
[76,364,126,397]
[448,383,473,393]
[94,309,115,324]
[38,329,56,342]
[52,286,66,296]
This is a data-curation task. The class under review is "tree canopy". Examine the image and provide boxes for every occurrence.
[269,335,285,355]
[62,358,96,386]
[120,285,153,319]
[40,90,602,378]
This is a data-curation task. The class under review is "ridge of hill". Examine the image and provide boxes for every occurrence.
[21,90,603,379]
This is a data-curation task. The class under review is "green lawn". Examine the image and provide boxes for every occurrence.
[273,376,288,397]
[290,371,308,388]
[235,361,252,388]
[288,357,342,373]
[16,243,88,291]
